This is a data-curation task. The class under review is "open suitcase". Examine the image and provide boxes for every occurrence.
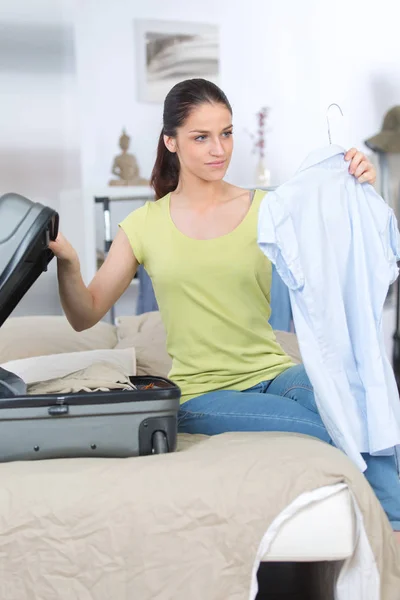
[0,192,181,461]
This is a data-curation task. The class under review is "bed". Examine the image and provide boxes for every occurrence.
[0,314,399,599]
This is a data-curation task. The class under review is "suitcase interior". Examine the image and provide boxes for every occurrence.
[0,376,181,409]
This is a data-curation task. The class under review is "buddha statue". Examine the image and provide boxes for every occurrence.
[109,129,149,186]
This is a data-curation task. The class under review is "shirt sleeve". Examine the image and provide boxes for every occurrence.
[387,209,400,261]
[257,192,304,291]
[385,209,400,284]
[364,186,400,283]
[118,202,150,265]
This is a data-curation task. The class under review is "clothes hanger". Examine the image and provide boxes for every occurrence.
[326,103,344,144]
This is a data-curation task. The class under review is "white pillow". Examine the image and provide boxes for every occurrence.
[1,347,136,385]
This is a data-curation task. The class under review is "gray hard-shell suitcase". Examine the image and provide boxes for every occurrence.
[0,193,181,461]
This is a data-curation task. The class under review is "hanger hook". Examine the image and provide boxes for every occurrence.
[326,103,344,144]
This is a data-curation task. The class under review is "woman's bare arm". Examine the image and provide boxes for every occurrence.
[52,229,138,331]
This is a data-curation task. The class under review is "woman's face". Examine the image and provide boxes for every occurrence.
[164,102,233,183]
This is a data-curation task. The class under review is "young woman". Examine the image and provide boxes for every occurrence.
[50,78,400,541]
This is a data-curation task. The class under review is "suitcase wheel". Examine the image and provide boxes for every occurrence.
[152,431,169,454]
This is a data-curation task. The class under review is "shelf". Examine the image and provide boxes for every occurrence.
[94,186,155,203]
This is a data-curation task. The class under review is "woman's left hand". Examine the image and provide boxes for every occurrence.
[345,148,376,185]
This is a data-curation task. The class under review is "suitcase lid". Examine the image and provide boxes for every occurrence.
[0,193,59,327]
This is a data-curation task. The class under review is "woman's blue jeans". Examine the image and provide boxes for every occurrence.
[178,364,400,530]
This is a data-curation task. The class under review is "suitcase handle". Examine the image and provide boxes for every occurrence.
[48,405,69,416]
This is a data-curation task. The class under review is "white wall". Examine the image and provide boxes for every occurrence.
[72,0,400,190]
[4,0,400,319]
[0,0,81,208]
[0,0,81,317]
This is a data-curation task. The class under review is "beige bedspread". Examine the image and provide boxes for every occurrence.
[0,432,399,600]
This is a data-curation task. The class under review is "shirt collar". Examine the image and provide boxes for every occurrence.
[297,144,347,173]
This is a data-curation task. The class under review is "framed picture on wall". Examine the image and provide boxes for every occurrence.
[134,19,220,103]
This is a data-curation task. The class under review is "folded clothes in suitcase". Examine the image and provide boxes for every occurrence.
[0,193,181,461]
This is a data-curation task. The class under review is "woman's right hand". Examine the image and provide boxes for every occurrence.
[48,232,79,265]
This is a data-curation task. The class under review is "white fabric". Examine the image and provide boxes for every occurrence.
[251,483,380,600]
[261,486,355,561]
[0,347,136,385]
[258,144,400,471]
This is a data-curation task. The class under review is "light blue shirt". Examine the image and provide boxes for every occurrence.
[258,144,400,472]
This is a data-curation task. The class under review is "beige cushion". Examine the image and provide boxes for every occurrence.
[116,312,302,377]
[115,312,171,377]
[0,316,117,363]
[274,330,302,364]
